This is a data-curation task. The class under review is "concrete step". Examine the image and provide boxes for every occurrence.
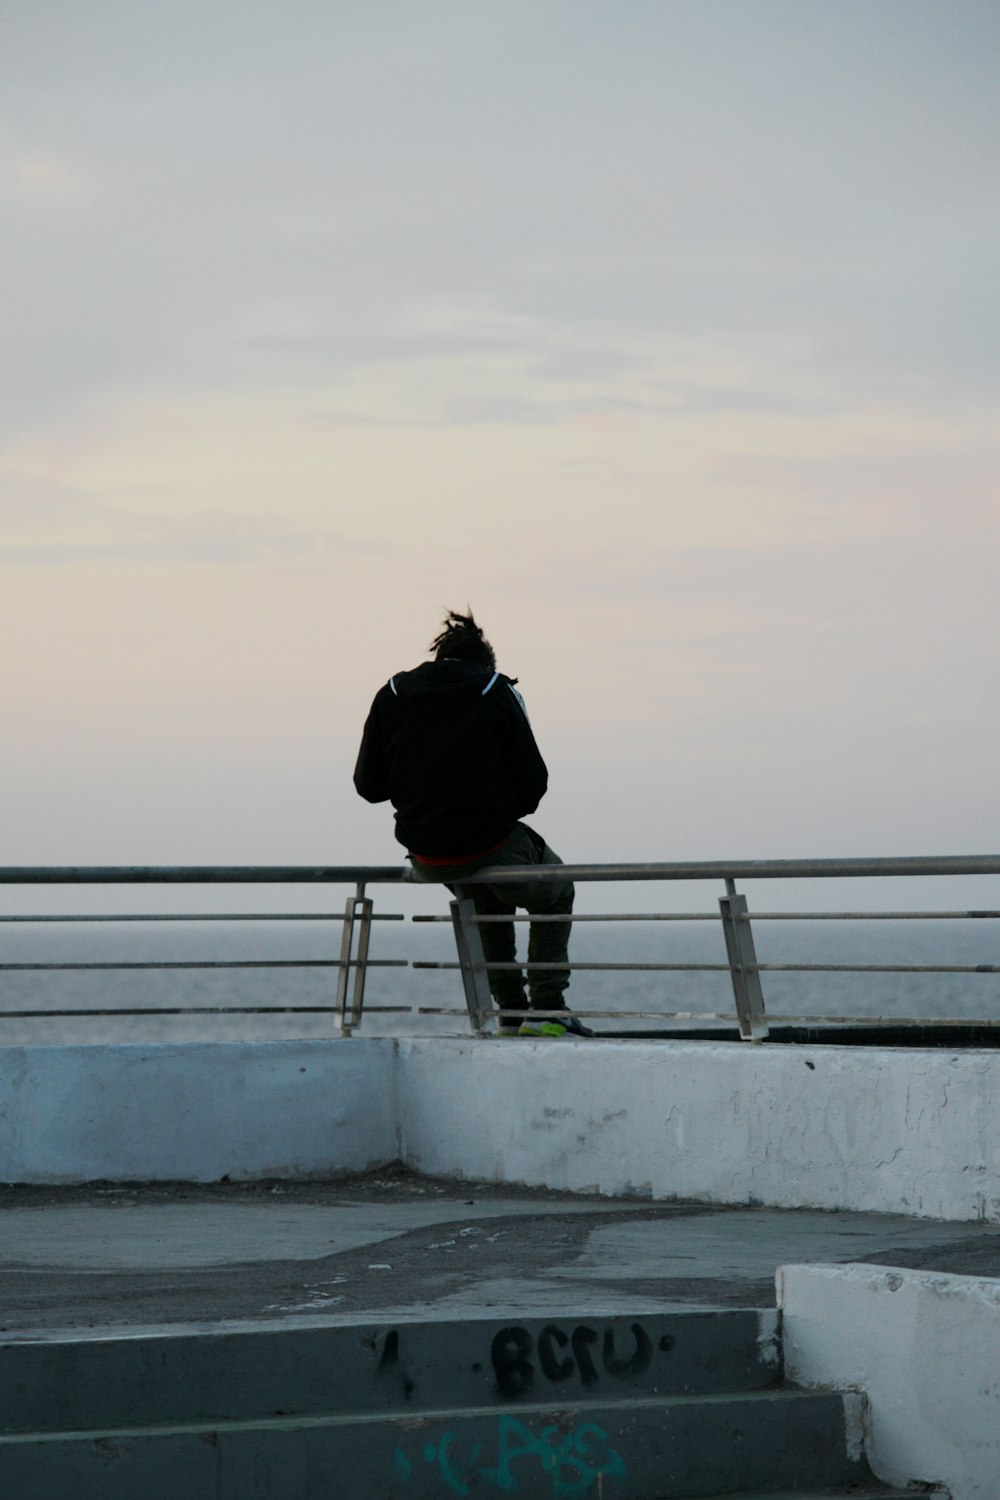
[0,1388,872,1499]
[0,1308,779,1433]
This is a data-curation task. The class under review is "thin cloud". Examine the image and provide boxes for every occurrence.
[0,150,103,209]
[0,507,390,567]
[445,394,558,427]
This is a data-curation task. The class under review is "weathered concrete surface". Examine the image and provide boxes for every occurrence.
[0,1310,781,1432]
[7,1038,1000,1223]
[781,1260,1000,1500]
[0,1389,872,1500]
[0,1172,975,1498]
[0,1040,396,1183]
[399,1036,1000,1220]
[3,1169,1000,1337]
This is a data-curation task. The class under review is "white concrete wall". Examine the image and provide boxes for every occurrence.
[780,1262,1000,1500]
[397,1038,1000,1221]
[0,1040,397,1183]
[6,1036,1000,1221]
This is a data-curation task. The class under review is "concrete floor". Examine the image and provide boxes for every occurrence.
[3,1166,1000,1339]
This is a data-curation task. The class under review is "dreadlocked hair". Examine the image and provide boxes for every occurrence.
[429,608,496,670]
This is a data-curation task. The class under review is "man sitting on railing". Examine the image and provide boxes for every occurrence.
[354,609,590,1037]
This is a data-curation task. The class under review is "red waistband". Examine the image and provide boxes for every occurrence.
[409,838,508,868]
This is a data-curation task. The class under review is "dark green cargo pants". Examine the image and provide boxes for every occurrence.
[408,823,574,1011]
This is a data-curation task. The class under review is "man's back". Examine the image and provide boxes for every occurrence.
[353,656,547,857]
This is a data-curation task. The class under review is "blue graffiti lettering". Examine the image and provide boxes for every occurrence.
[396,1416,626,1497]
[479,1416,626,1498]
[440,1431,483,1496]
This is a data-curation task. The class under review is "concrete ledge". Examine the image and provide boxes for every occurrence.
[779,1261,1000,1500]
[397,1038,1000,1221]
[0,1041,397,1183]
[5,1037,1000,1221]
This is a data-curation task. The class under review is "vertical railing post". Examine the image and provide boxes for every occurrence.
[347,883,373,1034]
[335,890,357,1035]
[719,878,769,1042]
[336,882,374,1037]
[450,893,493,1035]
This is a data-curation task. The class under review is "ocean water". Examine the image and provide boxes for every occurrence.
[1,902,998,1044]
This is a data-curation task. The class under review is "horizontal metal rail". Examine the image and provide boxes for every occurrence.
[2,1006,412,1017]
[761,962,1000,974]
[0,960,406,972]
[3,856,998,885]
[418,1007,727,1020]
[416,1006,1000,1027]
[0,913,404,923]
[415,909,1000,923]
[737,910,1000,921]
[0,866,408,884]
[455,854,1000,882]
[415,959,1000,975]
[414,960,730,972]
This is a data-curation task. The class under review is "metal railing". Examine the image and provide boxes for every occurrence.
[412,855,1000,1040]
[1,856,998,1041]
[0,867,409,1036]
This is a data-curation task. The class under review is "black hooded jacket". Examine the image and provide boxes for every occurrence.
[353,659,549,856]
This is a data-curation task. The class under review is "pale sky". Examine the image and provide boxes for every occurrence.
[2,0,998,874]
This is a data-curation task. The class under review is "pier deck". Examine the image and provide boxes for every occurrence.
[4,1166,1000,1338]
